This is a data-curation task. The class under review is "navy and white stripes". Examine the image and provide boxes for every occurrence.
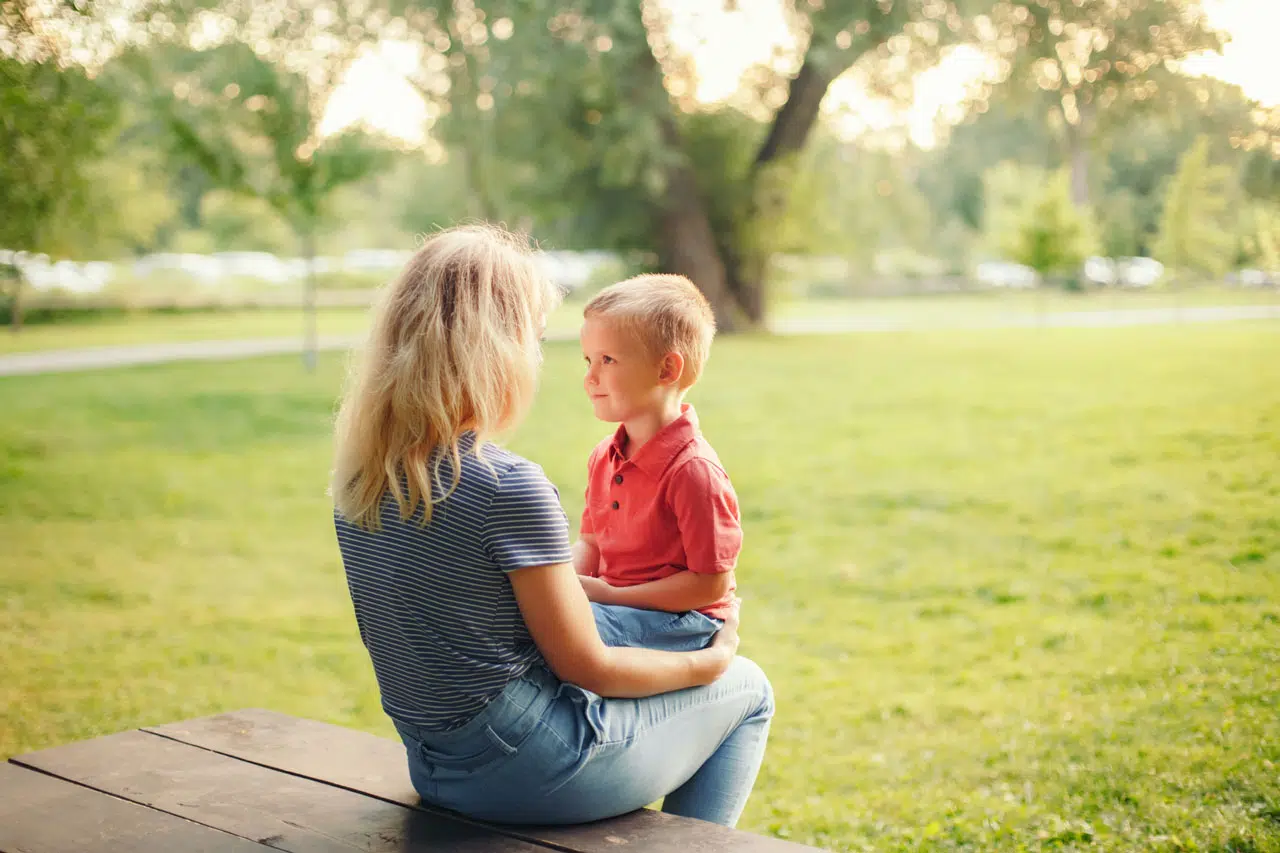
[335,435,573,731]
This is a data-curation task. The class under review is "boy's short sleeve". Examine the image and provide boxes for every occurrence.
[666,458,742,575]
[579,445,600,537]
[482,459,573,573]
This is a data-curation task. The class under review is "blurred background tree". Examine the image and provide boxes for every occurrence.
[2,0,1279,331]
[118,37,394,367]
[1153,136,1237,281]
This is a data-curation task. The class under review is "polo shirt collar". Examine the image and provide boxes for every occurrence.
[608,403,700,476]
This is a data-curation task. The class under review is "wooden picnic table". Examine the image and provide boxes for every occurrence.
[1,709,819,852]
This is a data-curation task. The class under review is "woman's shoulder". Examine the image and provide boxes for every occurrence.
[464,441,554,493]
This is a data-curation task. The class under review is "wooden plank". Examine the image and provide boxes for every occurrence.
[0,762,267,853]
[12,731,553,853]
[147,709,818,852]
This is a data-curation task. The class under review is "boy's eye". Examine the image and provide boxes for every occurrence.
[602,356,615,365]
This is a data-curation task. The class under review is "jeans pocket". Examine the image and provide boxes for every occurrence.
[669,609,722,636]
[417,724,516,774]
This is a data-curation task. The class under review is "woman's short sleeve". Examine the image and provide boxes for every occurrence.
[482,459,574,573]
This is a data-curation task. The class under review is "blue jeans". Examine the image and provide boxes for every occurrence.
[590,602,723,652]
[394,660,773,827]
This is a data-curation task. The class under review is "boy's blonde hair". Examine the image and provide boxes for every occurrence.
[332,224,560,530]
[583,274,716,390]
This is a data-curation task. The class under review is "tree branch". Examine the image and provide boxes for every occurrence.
[752,54,849,172]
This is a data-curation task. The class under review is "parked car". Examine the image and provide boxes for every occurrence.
[1234,268,1277,288]
[133,253,223,283]
[975,261,1038,289]
[1083,256,1118,286]
[343,249,412,272]
[1115,257,1164,288]
[214,251,295,284]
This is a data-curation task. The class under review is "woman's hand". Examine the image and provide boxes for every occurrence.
[705,598,741,676]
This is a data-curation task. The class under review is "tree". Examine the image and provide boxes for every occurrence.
[199,190,293,253]
[0,55,118,330]
[126,42,392,368]
[982,0,1225,208]
[408,1,991,330]
[1153,136,1236,281]
[1009,170,1097,281]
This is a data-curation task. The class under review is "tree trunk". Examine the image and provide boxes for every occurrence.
[302,227,317,372]
[8,266,25,333]
[644,27,851,330]
[1066,124,1090,208]
[654,115,742,332]
[1061,100,1094,208]
[460,143,499,222]
[753,57,843,170]
[720,54,849,326]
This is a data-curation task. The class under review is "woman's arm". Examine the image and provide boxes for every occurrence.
[509,560,738,698]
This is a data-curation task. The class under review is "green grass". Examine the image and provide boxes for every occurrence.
[770,286,1280,325]
[4,287,1276,355]
[2,324,1278,851]
[0,302,588,354]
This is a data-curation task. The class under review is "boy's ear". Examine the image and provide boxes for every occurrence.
[658,351,685,386]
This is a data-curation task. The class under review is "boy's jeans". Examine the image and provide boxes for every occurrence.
[590,602,723,652]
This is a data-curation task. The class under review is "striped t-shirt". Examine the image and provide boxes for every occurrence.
[334,434,573,731]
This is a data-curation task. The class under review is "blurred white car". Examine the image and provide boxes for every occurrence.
[343,249,411,273]
[214,251,293,284]
[975,261,1038,289]
[1235,269,1277,287]
[133,253,223,284]
[1084,256,1118,286]
[1116,257,1163,288]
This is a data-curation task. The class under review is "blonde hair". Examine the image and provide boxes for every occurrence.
[332,224,559,529]
[583,274,715,390]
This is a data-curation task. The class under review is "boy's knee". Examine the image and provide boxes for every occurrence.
[731,656,775,719]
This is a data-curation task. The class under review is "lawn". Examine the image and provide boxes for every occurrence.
[0,302,583,354]
[1,324,1277,851]
[3,286,1276,355]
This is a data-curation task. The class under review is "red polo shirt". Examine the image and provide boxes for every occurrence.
[580,404,741,619]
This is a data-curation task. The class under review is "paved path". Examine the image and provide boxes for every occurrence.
[1,304,1276,377]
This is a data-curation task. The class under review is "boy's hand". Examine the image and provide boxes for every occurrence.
[577,574,616,605]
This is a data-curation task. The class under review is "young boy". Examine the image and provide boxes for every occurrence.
[574,274,741,653]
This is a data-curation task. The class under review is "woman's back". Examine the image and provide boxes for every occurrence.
[335,435,571,731]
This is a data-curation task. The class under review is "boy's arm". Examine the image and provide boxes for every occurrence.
[587,569,734,611]
[572,534,601,577]
[575,445,602,577]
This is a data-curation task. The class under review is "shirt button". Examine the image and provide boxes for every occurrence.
[611,501,620,510]
[613,474,623,485]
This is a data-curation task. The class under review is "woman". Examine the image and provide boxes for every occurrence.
[331,224,773,827]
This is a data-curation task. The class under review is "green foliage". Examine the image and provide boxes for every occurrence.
[984,164,1096,276]
[1014,171,1098,277]
[1098,187,1142,259]
[200,191,293,254]
[0,57,119,257]
[1235,202,1280,271]
[126,42,394,249]
[1154,137,1237,280]
[986,0,1226,199]
[3,326,1279,850]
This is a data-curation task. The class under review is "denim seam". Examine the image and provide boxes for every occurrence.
[592,689,761,748]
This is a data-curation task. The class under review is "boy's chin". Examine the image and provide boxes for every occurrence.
[588,400,618,423]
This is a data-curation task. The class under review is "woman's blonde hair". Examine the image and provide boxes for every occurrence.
[583,274,716,390]
[332,224,559,529]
